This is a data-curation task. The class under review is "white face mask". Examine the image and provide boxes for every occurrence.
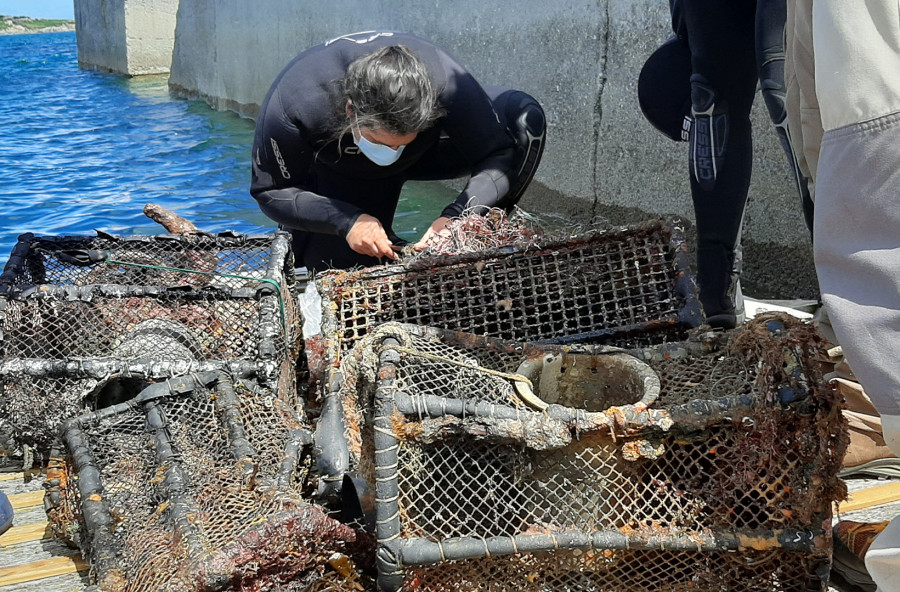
[352,118,405,166]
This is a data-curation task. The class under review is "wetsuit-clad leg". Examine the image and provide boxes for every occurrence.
[682,0,758,328]
[406,87,546,213]
[755,0,814,238]
[641,1,812,327]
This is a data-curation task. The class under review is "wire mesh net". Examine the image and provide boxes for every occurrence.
[0,231,302,454]
[404,549,821,592]
[328,314,844,592]
[316,219,703,379]
[44,371,372,592]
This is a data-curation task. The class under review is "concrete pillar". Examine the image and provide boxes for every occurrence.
[74,0,178,76]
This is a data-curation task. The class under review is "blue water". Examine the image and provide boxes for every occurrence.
[0,32,450,267]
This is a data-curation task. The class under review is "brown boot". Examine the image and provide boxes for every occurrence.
[831,520,889,592]
[823,349,900,479]
[840,405,900,479]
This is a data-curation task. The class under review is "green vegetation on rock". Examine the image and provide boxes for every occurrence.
[0,16,75,32]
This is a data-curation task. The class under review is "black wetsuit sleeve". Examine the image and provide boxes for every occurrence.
[436,58,517,219]
[250,89,362,238]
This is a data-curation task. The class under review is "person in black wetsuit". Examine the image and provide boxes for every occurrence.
[638,0,813,329]
[251,31,546,272]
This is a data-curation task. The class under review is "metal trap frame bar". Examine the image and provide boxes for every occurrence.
[45,371,370,592]
[316,219,703,377]
[339,316,845,591]
[0,231,304,453]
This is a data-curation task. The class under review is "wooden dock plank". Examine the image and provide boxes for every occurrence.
[0,535,78,571]
[839,481,900,513]
[7,492,43,511]
[0,522,50,547]
[0,571,88,592]
[0,554,87,587]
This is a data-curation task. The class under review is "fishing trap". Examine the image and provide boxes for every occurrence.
[320,313,845,592]
[0,231,303,454]
[315,219,703,379]
[44,370,373,592]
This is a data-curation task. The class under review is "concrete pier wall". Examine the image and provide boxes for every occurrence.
[89,0,818,298]
[74,0,177,75]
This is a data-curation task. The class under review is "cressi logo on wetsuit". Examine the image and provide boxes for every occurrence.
[325,31,395,46]
[270,139,291,180]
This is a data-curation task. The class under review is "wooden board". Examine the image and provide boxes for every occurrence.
[0,554,87,587]
[0,522,50,548]
[7,492,43,511]
[839,481,900,513]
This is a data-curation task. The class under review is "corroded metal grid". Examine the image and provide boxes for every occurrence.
[405,549,820,592]
[44,372,371,592]
[328,315,845,592]
[317,220,702,375]
[0,231,302,452]
[0,231,289,291]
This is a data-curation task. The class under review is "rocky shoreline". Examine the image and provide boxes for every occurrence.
[0,23,76,35]
[0,17,76,35]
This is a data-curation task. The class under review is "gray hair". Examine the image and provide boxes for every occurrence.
[340,45,445,136]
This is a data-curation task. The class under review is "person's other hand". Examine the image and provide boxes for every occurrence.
[346,214,398,260]
[413,216,452,251]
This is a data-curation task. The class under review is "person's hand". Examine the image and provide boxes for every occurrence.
[346,214,398,260]
[413,216,452,251]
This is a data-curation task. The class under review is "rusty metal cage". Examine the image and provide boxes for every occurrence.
[315,219,703,378]
[0,231,303,454]
[327,314,845,592]
[44,371,373,592]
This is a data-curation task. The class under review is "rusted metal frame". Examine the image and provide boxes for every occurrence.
[316,218,698,364]
[0,357,257,379]
[396,527,827,567]
[4,231,280,265]
[0,233,42,292]
[210,375,259,482]
[263,231,295,285]
[9,282,260,302]
[0,231,290,296]
[389,388,768,436]
[316,219,687,297]
[532,318,686,346]
[141,399,210,570]
[400,218,677,272]
[373,339,406,592]
[318,296,344,370]
[392,390,595,429]
[255,290,289,386]
[55,379,222,577]
[275,428,314,489]
[57,410,122,579]
[313,370,351,502]
[256,231,297,377]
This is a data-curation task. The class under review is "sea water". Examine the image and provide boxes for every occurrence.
[0,31,451,267]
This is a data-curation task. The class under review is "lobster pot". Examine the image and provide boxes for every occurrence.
[0,231,303,452]
[317,219,702,374]
[339,315,845,592]
[44,371,370,592]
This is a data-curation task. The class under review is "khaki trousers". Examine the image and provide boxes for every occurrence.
[788,2,900,589]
